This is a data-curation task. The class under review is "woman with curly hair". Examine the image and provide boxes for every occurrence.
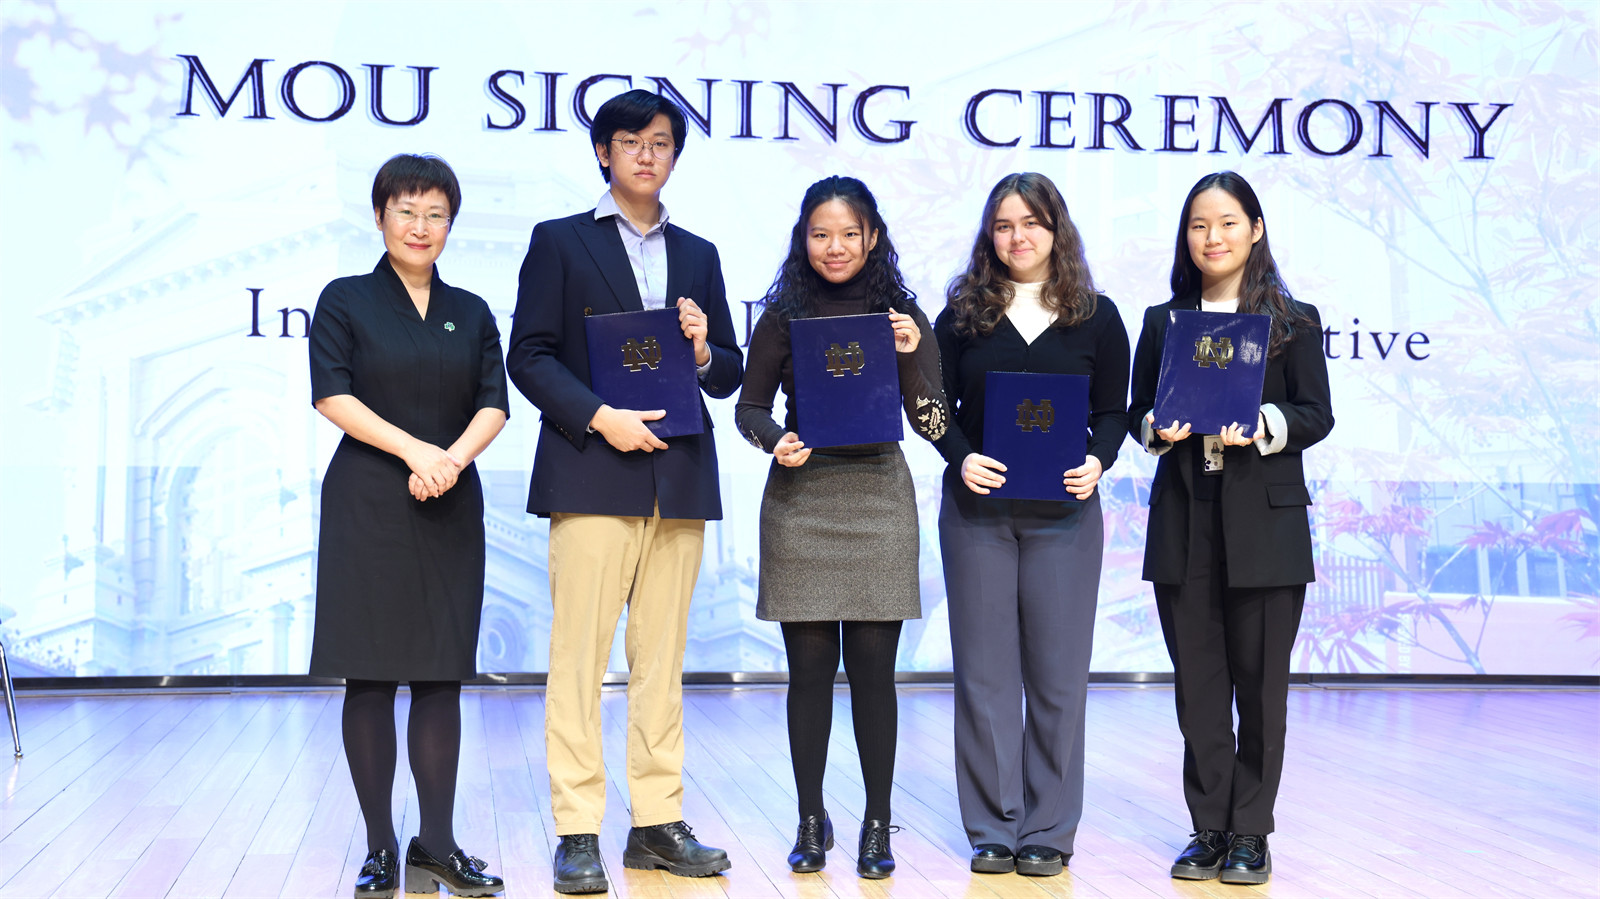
[735,175,949,880]
[932,172,1129,877]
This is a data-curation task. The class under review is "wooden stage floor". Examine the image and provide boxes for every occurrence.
[0,685,1595,898]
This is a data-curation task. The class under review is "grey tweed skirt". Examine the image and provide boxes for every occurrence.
[756,445,923,622]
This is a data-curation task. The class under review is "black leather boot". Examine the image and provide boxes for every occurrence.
[856,820,897,879]
[787,813,833,873]
[1219,833,1271,884]
[552,834,607,894]
[622,821,731,877]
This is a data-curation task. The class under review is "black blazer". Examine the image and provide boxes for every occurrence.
[1127,296,1333,587]
[506,210,743,519]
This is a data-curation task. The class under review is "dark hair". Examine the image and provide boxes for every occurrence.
[371,153,461,220]
[1169,171,1315,357]
[945,172,1098,338]
[589,89,688,183]
[759,176,914,326]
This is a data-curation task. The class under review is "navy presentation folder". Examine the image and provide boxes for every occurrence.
[583,307,703,438]
[1152,310,1270,436]
[981,371,1091,502]
[789,313,903,448]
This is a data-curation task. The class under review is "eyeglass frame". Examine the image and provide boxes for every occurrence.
[384,207,452,229]
[609,137,677,159]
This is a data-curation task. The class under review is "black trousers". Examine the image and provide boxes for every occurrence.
[1153,497,1305,836]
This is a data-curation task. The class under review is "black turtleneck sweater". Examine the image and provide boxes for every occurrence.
[735,275,949,452]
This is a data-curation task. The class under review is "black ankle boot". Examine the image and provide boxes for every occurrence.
[856,819,897,879]
[787,813,833,873]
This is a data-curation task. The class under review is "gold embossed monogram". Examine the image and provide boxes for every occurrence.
[621,336,663,372]
[1193,335,1233,369]
[1015,399,1055,433]
[825,341,866,377]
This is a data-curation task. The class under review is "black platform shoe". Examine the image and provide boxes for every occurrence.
[552,834,607,894]
[622,821,731,877]
[1219,833,1271,884]
[403,837,504,897]
[856,820,897,880]
[1015,844,1065,876]
[969,844,1014,874]
[354,848,398,898]
[787,813,834,873]
[1170,829,1230,880]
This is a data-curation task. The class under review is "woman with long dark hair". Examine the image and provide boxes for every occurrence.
[734,175,949,879]
[308,154,507,898]
[933,172,1129,877]
[1128,171,1333,885]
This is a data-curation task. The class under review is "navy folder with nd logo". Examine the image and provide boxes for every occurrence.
[1152,310,1271,436]
[981,371,1091,502]
[789,313,903,448]
[583,307,703,438]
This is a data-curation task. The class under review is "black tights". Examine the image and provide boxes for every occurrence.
[343,679,462,856]
[781,620,903,822]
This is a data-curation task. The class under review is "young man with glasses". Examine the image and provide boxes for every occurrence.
[506,89,743,894]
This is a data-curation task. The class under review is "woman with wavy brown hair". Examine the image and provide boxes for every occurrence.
[932,172,1129,877]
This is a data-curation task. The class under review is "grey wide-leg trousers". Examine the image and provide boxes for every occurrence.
[939,482,1103,855]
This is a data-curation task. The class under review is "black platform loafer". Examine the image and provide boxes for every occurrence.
[1016,844,1065,876]
[552,834,607,894]
[622,821,731,877]
[787,813,834,873]
[354,848,398,898]
[1170,828,1230,880]
[969,844,1014,874]
[403,838,504,897]
[856,820,897,879]
[1219,833,1271,885]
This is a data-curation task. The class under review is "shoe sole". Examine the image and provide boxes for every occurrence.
[856,865,893,880]
[1170,862,1223,880]
[970,857,1015,874]
[1219,861,1271,885]
[404,867,503,897]
[621,851,731,877]
[1016,857,1064,876]
[552,875,609,894]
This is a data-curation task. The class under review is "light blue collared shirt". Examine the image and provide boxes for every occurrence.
[595,190,669,310]
[594,190,711,379]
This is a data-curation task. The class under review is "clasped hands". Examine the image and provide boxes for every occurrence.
[1146,412,1264,446]
[962,452,1103,499]
[405,440,465,501]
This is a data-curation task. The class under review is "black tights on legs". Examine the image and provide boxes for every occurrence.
[781,620,903,822]
[342,679,462,856]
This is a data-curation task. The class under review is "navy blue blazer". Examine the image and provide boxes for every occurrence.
[1128,296,1334,587]
[506,210,743,519]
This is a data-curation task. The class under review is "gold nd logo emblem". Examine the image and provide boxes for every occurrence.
[621,336,663,372]
[1193,335,1234,369]
[1015,399,1054,433]
[825,341,866,377]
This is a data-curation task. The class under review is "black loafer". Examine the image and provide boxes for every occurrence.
[856,820,897,879]
[552,834,607,894]
[1016,844,1064,876]
[1170,828,1230,880]
[403,837,504,897]
[970,844,1014,874]
[1219,833,1271,884]
[787,813,833,873]
[354,848,398,898]
[622,821,731,877]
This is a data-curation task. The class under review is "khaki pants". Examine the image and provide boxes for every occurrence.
[545,506,704,834]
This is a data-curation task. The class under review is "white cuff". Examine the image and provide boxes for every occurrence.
[1142,418,1173,457]
[696,357,713,379]
[1254,403,1288,456]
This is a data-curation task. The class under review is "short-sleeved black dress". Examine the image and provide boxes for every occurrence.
[307,256,510,682]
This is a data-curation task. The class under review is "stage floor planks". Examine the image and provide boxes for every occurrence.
[0,686,1594,899]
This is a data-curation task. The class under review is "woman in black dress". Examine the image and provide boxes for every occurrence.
[934,172,1128,876]
[734,176,948,879]
[1128,171,1333,885]
[308,154,508,899]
